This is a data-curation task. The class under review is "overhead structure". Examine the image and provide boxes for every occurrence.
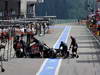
[21,0,44,17]
[0,0,44,19]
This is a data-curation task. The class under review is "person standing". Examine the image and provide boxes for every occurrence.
[69,36,78,58]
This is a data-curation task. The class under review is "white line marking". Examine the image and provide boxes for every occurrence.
[65,27,71,43]
[36,59,48,75]
[36,27,67,75]
[36,27,66,75]
[53,26,67,48]
[54,59,62,75]
[36,26,71,75]
[55,26,71,75]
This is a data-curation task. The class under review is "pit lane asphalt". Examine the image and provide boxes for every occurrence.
[1,23,100,75]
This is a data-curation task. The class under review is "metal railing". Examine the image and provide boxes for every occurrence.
[53,19,78,24]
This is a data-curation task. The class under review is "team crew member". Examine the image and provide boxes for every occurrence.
[69,36,78,58]
[59,41,69,58]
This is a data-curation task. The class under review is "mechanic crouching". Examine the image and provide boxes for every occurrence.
[59,41,69,58]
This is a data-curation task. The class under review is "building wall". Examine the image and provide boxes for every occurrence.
[0,0,20,19]
[36,0,93,19]
[20,0,27,16]
[0,0,43,19]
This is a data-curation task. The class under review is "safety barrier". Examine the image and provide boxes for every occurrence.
[87,20,100,36]
[53,19,78,24]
